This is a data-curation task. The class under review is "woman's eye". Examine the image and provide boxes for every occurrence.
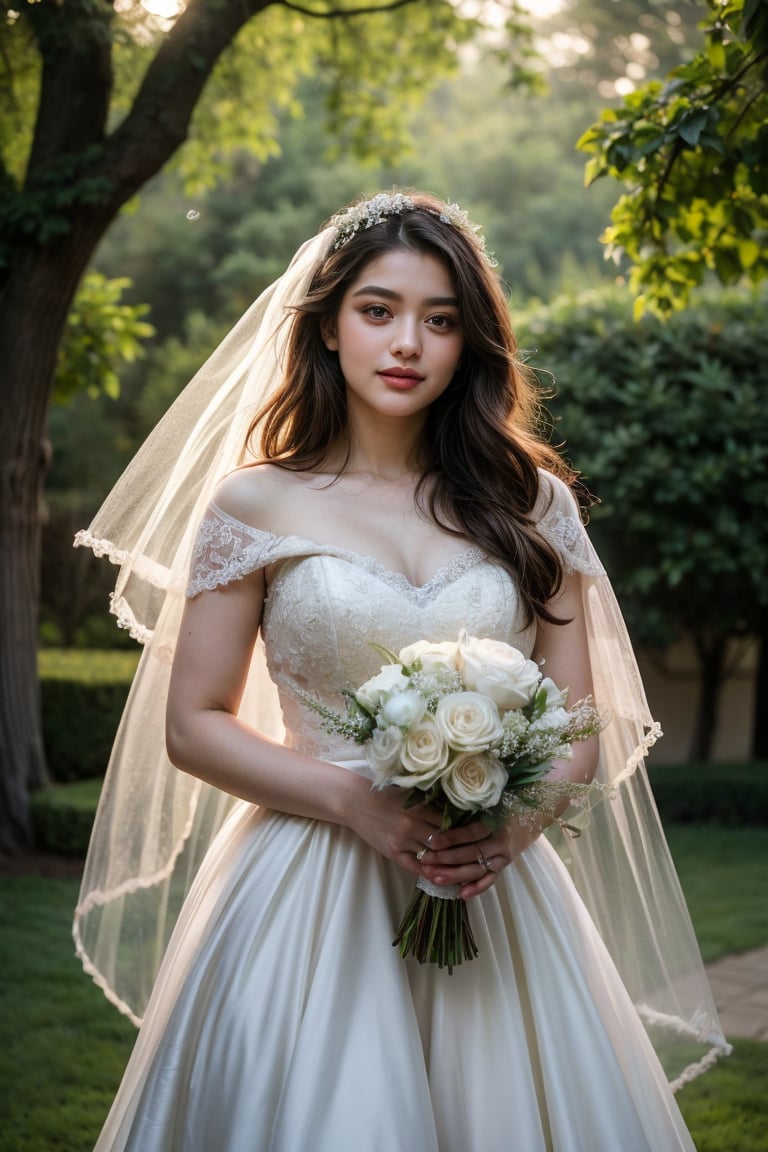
[427,314,457,330]
[363,305,390,319]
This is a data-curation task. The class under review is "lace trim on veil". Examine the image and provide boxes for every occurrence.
[636,1004,732,1091]
[612,721,663,785]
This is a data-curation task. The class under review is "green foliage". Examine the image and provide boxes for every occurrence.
[92,56,625,340]
[55,272,155,403]
[0,1,118,259]
[39,649,139,781]
[1,0,505,405]
[0,9,39,182]
[0,143,114,257]
[520,287,768,651]
[172,4,315,194]
[135,310,231,429]
[578,0,768,314]
[314,0,474,162]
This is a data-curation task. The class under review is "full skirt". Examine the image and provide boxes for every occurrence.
[96,800,695,1152]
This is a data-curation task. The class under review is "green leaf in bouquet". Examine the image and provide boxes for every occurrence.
[367,642,402,667]
[504,760,552,786]
[527,685,549,721]
[340,687,376,722]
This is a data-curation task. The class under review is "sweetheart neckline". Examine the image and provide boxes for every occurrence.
[209,500,487,593]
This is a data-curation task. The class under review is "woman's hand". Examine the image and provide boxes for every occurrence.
[343,782,495,882]
[346,777,545,894]
[418,814,543,899]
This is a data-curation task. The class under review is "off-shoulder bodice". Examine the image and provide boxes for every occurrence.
[186,474,603,761]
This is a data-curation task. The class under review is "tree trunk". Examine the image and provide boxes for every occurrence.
[688,633,726,762]
[0,0,274,852]
[752,608,768,759]
[0,231,109,850]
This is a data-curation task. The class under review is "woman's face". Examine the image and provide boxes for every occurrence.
[322,247,464,425]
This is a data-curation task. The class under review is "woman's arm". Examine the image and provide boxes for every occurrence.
[530,565,600,789]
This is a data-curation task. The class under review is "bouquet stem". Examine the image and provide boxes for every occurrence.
[393,881,479,973]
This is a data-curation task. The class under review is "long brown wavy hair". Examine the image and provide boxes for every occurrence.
[248,191,577,626]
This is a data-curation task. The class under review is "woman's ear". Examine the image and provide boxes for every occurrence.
[321,319,338,352]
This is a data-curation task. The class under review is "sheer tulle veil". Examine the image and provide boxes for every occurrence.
[73,202,729,1088]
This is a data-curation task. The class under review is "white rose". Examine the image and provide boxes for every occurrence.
[392,717,449,786]
[379,689,427,730]
[355,664,409,712]
[539,676,569,709]
[397,638,460,674]
[366,725,405,787]
[442,751,507,811]
[435,691,503,752]
[458,631,540,712]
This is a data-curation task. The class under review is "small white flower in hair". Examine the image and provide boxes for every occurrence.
[330,192,497,266]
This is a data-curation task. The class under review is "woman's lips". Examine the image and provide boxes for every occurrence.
[378,369,425,390]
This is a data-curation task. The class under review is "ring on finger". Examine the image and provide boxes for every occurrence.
[416,831,436,862]
[477,850,492,873]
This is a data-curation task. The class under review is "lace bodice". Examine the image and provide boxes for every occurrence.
[186,473,604,760]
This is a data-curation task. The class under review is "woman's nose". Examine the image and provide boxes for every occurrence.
[390,318,420,358]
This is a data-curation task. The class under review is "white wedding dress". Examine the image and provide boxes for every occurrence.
[93,499,697,1152]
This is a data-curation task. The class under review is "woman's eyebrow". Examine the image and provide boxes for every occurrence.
[351,285,459,307]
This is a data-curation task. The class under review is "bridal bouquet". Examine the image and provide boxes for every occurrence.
[302,630,605,971]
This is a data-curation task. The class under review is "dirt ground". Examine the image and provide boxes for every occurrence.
[0,850,84,878]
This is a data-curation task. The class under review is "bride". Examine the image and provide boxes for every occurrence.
[75,191,727,1150]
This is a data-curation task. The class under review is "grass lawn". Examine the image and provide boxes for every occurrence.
[665,824,768,962]
[0,824,766,1150]
[0,876,135,1152]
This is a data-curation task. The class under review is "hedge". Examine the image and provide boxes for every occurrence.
[39,649,139,782]
[647,760,768,826]
[30,778,104,858]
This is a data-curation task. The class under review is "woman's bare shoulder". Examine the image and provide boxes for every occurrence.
[212,464,297,531]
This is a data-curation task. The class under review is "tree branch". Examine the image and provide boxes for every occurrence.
[279,0,419,18]
[102,0,274,204]
[101,0,428,213]
[640,46,768,229]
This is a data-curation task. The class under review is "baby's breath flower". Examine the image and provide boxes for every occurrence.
[408,667,463,712]
[496,709,530,758]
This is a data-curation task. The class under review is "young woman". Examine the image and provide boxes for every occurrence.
[75,192,727,1150]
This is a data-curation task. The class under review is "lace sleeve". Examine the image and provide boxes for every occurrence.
[186,505,277,596]
[534,471,605,578]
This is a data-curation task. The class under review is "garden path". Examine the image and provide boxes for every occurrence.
[705,944,768,1042]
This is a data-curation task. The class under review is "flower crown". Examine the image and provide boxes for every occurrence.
[330,192,497,267]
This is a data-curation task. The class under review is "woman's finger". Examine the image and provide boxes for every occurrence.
[421,846,501,888]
